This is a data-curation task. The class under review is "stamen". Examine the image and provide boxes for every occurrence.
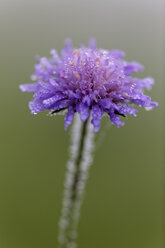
[69,61,74,66]
[95,57,100,66]
[93,95,98,102]
[123,92,130,98]
[72,49,82,57]
[73,71,81,80]
[81,60,85,67]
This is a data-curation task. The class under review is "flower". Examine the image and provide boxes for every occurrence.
[20,39,158,132]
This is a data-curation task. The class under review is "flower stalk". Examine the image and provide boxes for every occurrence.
[58,114,94,248]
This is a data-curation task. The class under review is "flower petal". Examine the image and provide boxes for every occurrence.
[124,62,143,75]
[114,104,138,117]
[109,109,124,127]
[51,99,70,111]
[98,98,112,109]
[61,38,73,57]
[109,50,126,59]
[76,102,89,122]
[29,99,45,114]
[19,83,38,92]
[145,101,158,110]
[135,77,154,90]
[43,94,66,107]
[91,105,103,132]
[64,107,75,129]
[88,38,97,49]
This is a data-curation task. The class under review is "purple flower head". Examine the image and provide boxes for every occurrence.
[20,39,158,132]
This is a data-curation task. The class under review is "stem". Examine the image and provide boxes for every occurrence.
[71,120,88,201]
[58,115,94,248]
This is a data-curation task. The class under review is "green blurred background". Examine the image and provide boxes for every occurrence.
[0,0,164,247]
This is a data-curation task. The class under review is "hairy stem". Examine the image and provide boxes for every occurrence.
[58,115,94,248]
[70,119,88,201]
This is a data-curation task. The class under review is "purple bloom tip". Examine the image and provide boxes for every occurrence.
[20,39,158,132]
